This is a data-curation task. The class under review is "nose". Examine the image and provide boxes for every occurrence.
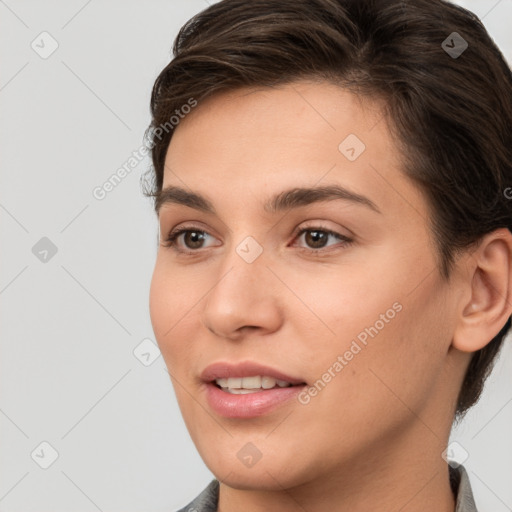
[200,247,284,341]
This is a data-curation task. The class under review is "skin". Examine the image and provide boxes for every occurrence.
[149,81,512,512]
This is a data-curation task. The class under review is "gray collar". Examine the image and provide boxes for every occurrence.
[451,464,479,512]
[177,464,478,512]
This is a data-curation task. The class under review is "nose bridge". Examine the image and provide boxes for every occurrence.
[217,232,269,292]
[201,235,282,337]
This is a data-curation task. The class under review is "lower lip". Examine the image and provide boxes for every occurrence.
[204,382,306,418]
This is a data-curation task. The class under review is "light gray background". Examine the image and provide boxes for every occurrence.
[1,1,511,511]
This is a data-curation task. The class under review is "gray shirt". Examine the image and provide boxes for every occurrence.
[176,464,478,512]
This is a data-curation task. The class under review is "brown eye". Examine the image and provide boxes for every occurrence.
[163,228,218,253]
[304,230,329,249]
[294,227,353,252]
[182,231,207,249]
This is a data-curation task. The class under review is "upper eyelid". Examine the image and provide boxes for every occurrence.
[166,224,219,240]
[165,222,345,238]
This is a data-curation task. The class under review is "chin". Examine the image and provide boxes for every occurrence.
[198,442,313,492]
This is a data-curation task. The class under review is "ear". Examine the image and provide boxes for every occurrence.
[452,228,512,353]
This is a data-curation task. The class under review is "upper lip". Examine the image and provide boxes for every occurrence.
[201,361,306,385]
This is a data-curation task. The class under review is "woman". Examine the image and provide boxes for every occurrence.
[145,1,512,510]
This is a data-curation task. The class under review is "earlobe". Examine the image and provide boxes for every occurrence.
[453,228,512,353]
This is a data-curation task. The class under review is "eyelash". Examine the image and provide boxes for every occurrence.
[161,224,353,256]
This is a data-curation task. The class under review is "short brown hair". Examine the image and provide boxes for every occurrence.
[144,0,512,419]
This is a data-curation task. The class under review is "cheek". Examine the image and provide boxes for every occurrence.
[149,260,172,341]
[286,256,450,420]
[149,256,204,328]
[149,259,197,369]
[333,280,452,425]
[279,256,405,346]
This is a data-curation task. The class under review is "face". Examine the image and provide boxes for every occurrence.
[149,81,464,490]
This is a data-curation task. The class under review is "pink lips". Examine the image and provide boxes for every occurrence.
[200,361,307,418]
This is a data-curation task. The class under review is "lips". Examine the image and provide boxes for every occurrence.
[200,361,306,385]
[200,361,307,418]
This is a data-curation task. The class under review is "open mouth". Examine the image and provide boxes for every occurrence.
[213,375,307,394]
[201,362,308,417]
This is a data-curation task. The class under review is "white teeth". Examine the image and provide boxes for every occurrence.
[241,376,261,389]
[261,376,277,389]
[214,375,293,391]
[227,377,242,388]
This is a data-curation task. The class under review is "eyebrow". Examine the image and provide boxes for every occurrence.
[155,184,381,215]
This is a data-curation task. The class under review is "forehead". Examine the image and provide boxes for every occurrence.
[167,81,386,166]
[162,80,427,222]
